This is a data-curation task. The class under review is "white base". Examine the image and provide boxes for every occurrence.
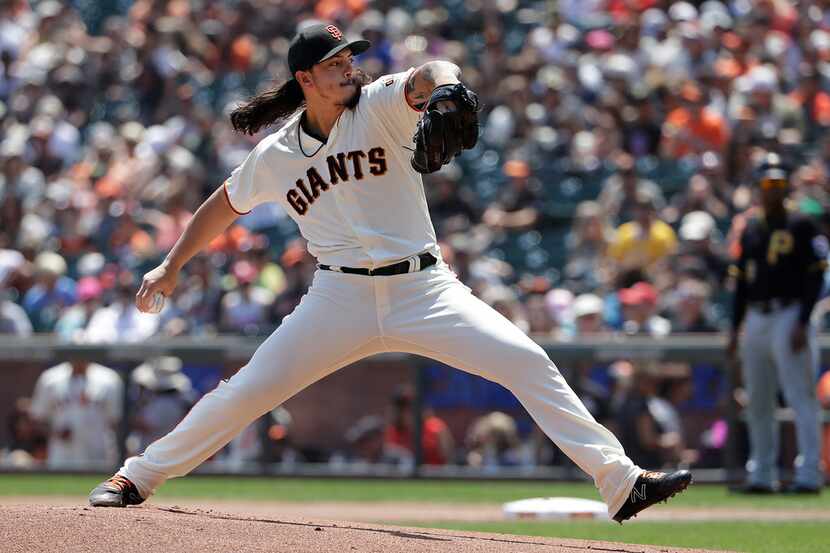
[502,497,609,520]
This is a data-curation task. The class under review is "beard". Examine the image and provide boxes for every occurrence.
[342,68,372,110]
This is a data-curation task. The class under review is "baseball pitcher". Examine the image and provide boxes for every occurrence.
[88,22,691,522]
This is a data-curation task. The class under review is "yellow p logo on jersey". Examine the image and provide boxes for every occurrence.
[767,230,793,264]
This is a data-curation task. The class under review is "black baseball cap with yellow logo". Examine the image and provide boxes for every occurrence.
[287,23,371,77]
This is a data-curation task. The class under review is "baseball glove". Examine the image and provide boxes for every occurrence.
[410,83,480,174]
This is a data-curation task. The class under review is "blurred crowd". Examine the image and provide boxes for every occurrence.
[2,0,830,473]
[1,0,830,340]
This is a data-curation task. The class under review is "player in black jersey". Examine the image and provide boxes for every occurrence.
[728,153,827,494]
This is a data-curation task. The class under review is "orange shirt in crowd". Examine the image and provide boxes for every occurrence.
[817,371,830,474]
[384,416,450,466]
[663,107,730,158]
[790,90,830,127]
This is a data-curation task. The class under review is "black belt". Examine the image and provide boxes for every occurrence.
[749,298,794,313]
[318,252,437,276]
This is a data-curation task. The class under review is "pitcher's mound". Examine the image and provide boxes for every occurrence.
[3,504,731,553]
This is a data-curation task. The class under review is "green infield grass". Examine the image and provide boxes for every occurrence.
[405,521,826,553]
[0,474,828,510]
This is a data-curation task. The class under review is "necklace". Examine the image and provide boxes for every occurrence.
[298,113,325,158]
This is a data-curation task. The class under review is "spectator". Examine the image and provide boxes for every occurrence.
[655,369,699,467]
[0,286,32,336]
[563,201,613,291]
[662,82,729,159]
[220,260,274,335]
[597,152,665,226]
[668,279,719,333]
[2,397,47,467]
[22,252,75,333]
[54,276,102,341]
[442,234,512,294]
[339,415,410,467]
[271,239,317,323]
[0,139,43,242]
[425,167,480,234]
[84,271,159,343]
[465,411,523,468]
[29,353,123,469]
[619,282,671,337]
[791,64,830,143]
[676,210,730,286]
[482,160,542,231]
[620,89,662,157]
[383,385,454,467]
[697,151,734,208]
[616,363,681,468]
[226,406,298,469]
[525,292,557,336]
[664,174,729,225]
[481,284,529,333]
[607,189,678,276]
[571,293,609,336]
[817,371,830,476]
[731,65,805,144]
[247,236,287,297]
[129,357,194,454]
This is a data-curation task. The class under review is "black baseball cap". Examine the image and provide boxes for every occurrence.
[287,23,371,77]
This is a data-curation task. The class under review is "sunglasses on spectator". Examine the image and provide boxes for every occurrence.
[759,178,787,190]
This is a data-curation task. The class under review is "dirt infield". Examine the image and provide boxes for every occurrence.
[3,504,733,553]
[3,496,829,522]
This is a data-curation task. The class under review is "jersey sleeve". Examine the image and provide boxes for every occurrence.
[361,68,422,137]
[224,141,278,215]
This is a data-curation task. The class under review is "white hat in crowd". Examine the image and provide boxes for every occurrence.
[679,211,716,241]
[132,357,191,393]
[34,251,67,277]
[572,294,604,319]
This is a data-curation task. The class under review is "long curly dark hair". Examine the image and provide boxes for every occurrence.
[230,69,373,135]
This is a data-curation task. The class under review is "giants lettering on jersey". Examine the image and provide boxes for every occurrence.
[287,147,387,215]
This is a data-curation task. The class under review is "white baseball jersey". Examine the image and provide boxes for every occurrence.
[225,68,441,269]
[30,362,123,467]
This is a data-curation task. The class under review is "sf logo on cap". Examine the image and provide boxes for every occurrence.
[326,25,343,41]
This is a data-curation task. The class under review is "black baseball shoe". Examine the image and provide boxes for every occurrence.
[728,482,778,495]
[781,483,821,495]
[612,470,692,523]
[89,475,145,507]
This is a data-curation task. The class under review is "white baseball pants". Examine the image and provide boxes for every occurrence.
[119,262,641,514]
[740,304,823,488]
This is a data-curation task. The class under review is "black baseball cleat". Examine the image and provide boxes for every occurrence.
[728,482,778,495]
[781,483,821,495]
[612,470,692,523]
[88,475,145,507]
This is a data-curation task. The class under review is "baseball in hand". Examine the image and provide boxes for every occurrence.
[148,291,165,314]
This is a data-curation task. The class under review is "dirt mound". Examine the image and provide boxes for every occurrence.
[3,504,732,553]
